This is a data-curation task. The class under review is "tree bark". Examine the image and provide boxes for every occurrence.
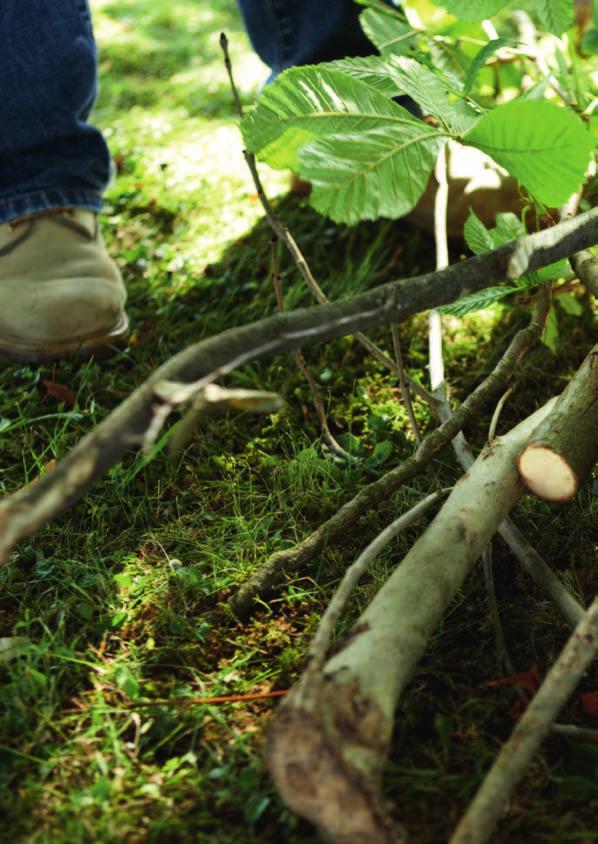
[517,344,598,501]
[266,399,555,844]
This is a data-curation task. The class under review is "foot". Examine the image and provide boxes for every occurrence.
[0,208,128,363]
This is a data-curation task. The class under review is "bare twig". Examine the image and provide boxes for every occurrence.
[488,387,513,442]
[308,488,450,670]
[428,144,449,400]
[450,595,598,844]
[391,323,421,445]
[482,544,515,674]
[220,32,435,410]
[268,399,557,844]
[270,240,357,464]
[227,281,566,618]
[572,250,598,297]
[1,210,597,563]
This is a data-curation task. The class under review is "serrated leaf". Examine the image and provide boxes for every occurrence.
[439,282,529,315]
[242,67,425,172]
[542,307,560,353]
[434,0,508,22]
[463,210,495,255]
[463,100,594,206]
[581,28,598,56]
[389,56,481,132]
[319,56,404,98]
[360,7,417,55]
[536,0,572,35]
[299,122,443,223]
[463,38,519,95]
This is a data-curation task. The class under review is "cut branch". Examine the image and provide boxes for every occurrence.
[266,399,555,844]
[1,210,597,563]
[572,250,598,297]
[450,595,598,844]
[230,283,551,618]
[516,343,598,502]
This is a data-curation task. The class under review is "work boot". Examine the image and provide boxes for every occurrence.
[0,208,128,364]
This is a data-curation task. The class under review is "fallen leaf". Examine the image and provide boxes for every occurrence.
[485,665,541,696]
[507,698,529,721]
[580,692,598,718]
[43,380,76,406]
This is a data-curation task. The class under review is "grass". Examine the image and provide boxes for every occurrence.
[1,1,597,842]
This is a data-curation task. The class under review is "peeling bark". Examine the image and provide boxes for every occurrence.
[267,399,555,844]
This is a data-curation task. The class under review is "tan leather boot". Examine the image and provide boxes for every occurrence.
[0,208,128,363]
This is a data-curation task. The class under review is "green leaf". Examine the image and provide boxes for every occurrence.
[366,440,394,469]
[433,0,508,22]
[556,292,583,316]
[389,56,481,133]
[360,6,417,55]
[244,794,271,825]
[319,56,403,98]
[299,122,443,223]
[581,28,598,56]
[463,209,495,254]
[463,38,520,95]
[440,282,529,315]
[542,307,560,353]
[535,0,572,35]
[114,665,140,700]
[463,100,594,206]
[241,67,425,172]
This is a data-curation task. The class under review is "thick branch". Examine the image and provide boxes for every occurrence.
[230,286,551,617]
[267,400,555,844]
[517,343,598,501]
[1,210,597,562]
[450,595,598,844]
[572,250,598,297]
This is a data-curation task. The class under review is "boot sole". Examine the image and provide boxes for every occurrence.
[0,315,130,365]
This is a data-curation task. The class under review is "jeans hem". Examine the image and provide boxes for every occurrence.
[0,189,103,224]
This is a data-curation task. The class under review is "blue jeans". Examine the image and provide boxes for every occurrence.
[0,0,393,225]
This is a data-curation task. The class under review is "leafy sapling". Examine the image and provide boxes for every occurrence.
[241,1,595,227]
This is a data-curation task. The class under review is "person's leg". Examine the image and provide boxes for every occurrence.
[0,0,127,363]
[236,0,390,80]
[0,0,111,223]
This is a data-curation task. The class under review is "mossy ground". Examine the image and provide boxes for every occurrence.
[0,2,596,842]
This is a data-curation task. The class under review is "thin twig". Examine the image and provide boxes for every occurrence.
[270,239,357,464]
[482,544,515,674]
[227,282,568,618]
[220,32,437,411]
[391,323,422,445]
[2,210,597,563]
[429,143,449,400]
[572,250,598,297]
[308,488,450,669]
[450,595,598,844]
[488,387,513,442]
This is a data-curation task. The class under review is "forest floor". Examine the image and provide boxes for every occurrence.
[0,1,596,842]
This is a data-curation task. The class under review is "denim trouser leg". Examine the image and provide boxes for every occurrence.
[236,0,395,78]
[0,1,111,225]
